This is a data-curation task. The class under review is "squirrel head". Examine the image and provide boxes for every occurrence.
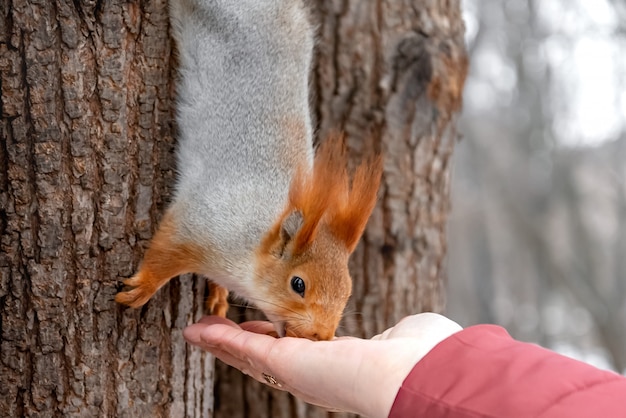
[254,135,383,341]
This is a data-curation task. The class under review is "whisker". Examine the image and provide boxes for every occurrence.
[243,295,307,319]
[203,293,305,320]
[340,310,364,318]
[227,302,260,310]
[286,322,308,335]
[227,302,309,324]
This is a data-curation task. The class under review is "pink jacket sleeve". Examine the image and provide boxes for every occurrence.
[389,325,626,417]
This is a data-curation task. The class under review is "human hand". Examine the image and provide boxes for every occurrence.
[183,312,462,418]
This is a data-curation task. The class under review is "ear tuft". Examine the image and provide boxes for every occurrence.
[327,145,383,253]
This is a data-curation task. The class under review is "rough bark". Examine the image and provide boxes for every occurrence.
[1,1,212,417]
[213,1,467,417]
[1,0,466,417]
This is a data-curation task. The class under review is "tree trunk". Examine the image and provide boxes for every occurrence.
[1,1,466,417]
[213,1,467,417]
[1,1,213,417]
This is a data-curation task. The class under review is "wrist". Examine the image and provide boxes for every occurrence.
[347,341,423,418]
[362,314,464,417]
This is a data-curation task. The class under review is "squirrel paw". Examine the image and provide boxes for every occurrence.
[206,282,229,317]
[115,272,157,308]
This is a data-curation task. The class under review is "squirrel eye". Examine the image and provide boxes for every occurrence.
[290,276,305,297]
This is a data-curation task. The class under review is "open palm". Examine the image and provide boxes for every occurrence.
[184,313,462,417]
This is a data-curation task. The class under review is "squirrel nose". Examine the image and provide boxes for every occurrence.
[286,325,334,341]
[308,329,334,341]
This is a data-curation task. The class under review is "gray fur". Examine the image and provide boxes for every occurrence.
[168,0,314,297]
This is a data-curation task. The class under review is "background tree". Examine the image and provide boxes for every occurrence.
[449,0,626,373]
[0,1,466,417]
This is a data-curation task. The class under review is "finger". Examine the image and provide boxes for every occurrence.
[210,347,265,380]
[196,322,291,374]
[333,336,357,341]
[240,321,276,335]
[184,321,286,381]
[208,346,299,397]
[199,324,337,404]
[187,321,362,414]
[197,315,241,327]
[183,323,212,346]
[185,330,279,388]
[183,317,241,347]
[208,345,343,412]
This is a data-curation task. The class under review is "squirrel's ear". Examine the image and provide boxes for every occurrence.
[285,147,340,255]
[277,210,304,258]
[280,210,304,244]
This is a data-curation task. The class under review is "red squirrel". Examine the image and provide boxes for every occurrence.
[115,0,382,341]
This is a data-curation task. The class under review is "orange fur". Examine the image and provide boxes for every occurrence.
[285,133,383,255]
[328,152,383,252]
[115,211,204,308]
[206,281,229,317]
[287,140,345,252]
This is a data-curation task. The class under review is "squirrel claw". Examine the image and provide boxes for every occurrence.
[115,272,156,308]
[206,282,229,317]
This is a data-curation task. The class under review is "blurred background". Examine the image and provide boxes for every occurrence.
[447,0,626,373]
